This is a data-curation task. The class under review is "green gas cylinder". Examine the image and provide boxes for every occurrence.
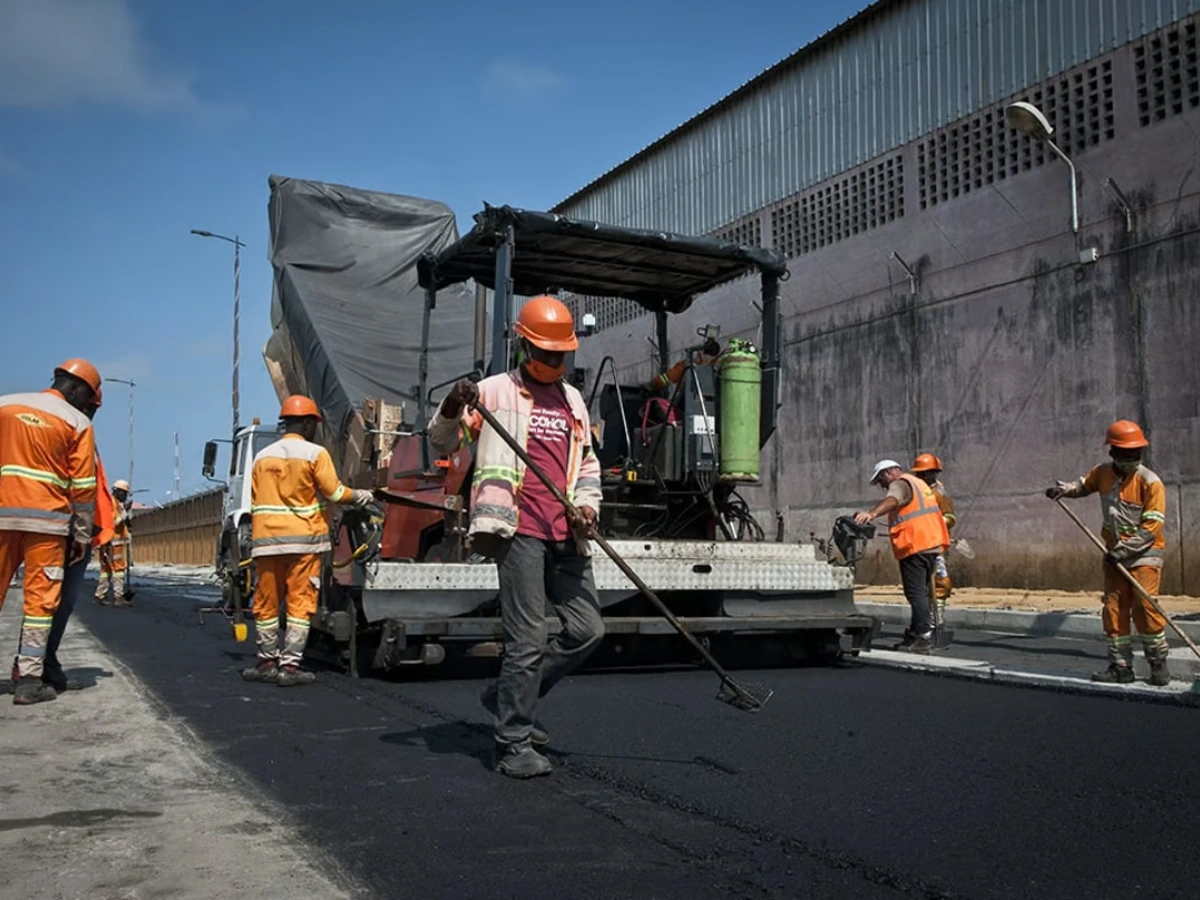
[717,339,762,482]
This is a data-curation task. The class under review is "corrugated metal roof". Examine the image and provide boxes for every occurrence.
[550,0,893,213]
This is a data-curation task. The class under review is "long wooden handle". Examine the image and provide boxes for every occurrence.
[1054,497,1200,663]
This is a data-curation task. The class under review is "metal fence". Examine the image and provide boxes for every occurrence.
[130,488,224,567]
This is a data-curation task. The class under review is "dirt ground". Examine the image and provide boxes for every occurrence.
[855,584,1200,616]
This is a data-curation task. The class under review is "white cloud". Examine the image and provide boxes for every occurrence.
[0,0,201,111]
[482,60,567,98]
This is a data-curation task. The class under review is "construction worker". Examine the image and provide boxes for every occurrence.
[1046,420,1171,685]
[94,478,132,606]
[854,459,950,654]
[431,295,604,780]
[10,384,111,694]
[243,395,374,686]
[912,452,956,634]
[0,358,100,704]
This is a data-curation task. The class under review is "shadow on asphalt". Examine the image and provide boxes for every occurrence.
[380,721,494,771]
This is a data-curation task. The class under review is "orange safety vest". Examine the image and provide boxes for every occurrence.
[888,473,950,560]
[250,433,351,557]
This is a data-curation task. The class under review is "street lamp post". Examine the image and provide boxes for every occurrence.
[1005,101,1079,235]
[191,229,246,433]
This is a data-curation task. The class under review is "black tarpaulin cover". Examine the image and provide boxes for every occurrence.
[418,204,787,314]
[265,175,476,437]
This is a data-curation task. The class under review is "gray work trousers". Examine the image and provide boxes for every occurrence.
[900,551,938,636]
[493,534,605,748]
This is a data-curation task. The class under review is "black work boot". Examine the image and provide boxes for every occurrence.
[13,680,58,705]
[276,665,316,687]
[1092,664,1135,684]
[906,632,935,655]
[480,683,550,747]
[1148,660,1172,687]
[494,743,553,779]
[241,660,279,684]
[893,629,917,651]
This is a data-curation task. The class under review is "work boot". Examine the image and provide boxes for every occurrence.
[276,665,316,687]
[906,633,934,655]
[42,663,83,693]
[893,629,917,651]
[480,684,550,747]
[494,744,553,779]
[241,660,279,684]
[1148,661,1172,687]
[13,680,58,705]
[1092,664,1135,684]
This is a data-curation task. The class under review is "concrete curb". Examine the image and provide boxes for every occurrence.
[856,600,1200,642]
[859,648,1200,706]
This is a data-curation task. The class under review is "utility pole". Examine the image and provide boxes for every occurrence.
[191,229,246,433]
[173,431,181,501]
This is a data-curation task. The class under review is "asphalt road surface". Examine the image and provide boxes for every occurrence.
[70,576,1199,900]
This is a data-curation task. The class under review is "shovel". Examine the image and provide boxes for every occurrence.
[1054,497,1200,666]
[471,401,773,712]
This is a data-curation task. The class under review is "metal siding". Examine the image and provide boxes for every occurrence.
[559,0,1200,234]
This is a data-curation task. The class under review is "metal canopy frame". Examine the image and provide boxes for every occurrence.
[415,204,787,447]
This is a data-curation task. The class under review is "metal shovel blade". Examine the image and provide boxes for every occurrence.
[717,676,774,712]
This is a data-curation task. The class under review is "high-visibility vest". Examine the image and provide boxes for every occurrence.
[250,433,351,557]
[94,456,115,547]
[888,473,950,560]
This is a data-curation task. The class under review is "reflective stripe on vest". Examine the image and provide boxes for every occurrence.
[888,474,950,560]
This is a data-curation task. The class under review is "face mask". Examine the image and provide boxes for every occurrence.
[524,360,565,383]
[1113,459,1140,475]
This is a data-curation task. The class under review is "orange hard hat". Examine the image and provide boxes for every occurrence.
[279,395,323,421]
[912,452,943,473]
[513,295,579,352]
[1105,419,1148,449]
[54,358,102,396]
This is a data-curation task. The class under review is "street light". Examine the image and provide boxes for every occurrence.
[104,377,136,489]
[1005,101,1079,235]
[191,229,246,433]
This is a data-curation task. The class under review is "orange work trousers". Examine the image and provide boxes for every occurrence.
[251,553,321,667]
[0,531,67,678]
[1101,563,1168,664]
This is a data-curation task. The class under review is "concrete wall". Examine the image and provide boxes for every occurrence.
[575,59,1200,595]
[131,488,224,567]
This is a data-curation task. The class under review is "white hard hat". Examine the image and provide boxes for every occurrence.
[869,459,902,484]
[113,479,130,492]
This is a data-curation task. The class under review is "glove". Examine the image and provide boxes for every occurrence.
[1104,545,1131,567]
[351,489,374,508]
[441,380,480,418]
[1045,481,1070,500]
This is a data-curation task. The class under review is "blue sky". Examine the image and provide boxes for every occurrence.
[0,0,866,503]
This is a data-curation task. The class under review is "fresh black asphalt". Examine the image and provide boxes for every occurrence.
[70,577,1199,900]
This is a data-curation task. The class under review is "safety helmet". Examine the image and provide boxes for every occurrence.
[279,395,323,421]
[912,452,943,473]
[512,295,579,353]
[54,358,102,397]
[1105,419,1148,449]
[870,459,903,484]
[113,479,131,492]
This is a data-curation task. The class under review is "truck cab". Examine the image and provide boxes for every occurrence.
[202,421,283,604]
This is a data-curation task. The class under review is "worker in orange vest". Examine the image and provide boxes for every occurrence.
[1047,420,1171,685]
[855,459,951,654]
[94,477,132,606]
[243,395,373,686]
[912,452,956,631]
[44,386,114,691]
[0,358,100,705]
